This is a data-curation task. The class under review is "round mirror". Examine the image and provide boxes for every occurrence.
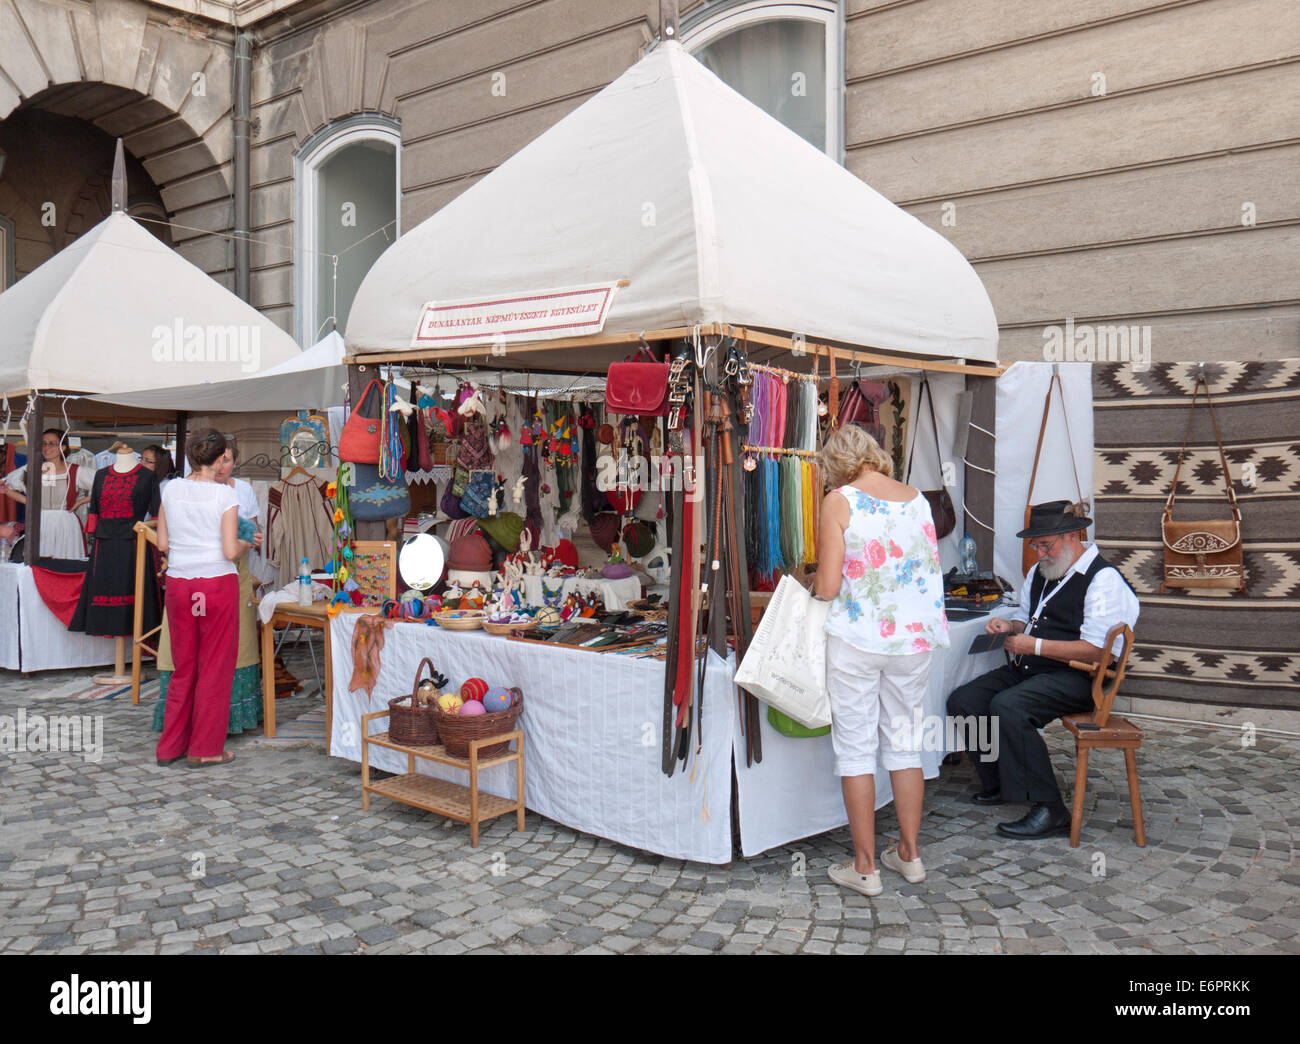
[288,427,326,468]
[399,533,445,592]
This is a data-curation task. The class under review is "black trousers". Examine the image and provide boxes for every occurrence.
[946,664,1095,805]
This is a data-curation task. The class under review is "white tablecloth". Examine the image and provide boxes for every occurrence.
[733,615,1005,857]
[518,574,642,611]
[0,563,20,670]
[328,611,1007,864]
[0,562,120,672]
[330,614,735,863]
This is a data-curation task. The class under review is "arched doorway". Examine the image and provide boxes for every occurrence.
[0,81,228,290]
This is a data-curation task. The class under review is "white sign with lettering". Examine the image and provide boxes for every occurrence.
[410,282,622,348]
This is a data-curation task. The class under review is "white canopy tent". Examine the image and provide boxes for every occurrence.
[0,211,302,396]
[346,41,998,365]
[91,331,347,412]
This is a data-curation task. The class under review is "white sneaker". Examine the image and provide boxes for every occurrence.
[828,861,882,897]
[880,846,926,883]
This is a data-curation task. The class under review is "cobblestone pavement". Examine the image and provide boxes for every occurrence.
[0,664,1296,955]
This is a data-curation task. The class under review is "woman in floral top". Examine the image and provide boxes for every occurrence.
[814,424,949,897]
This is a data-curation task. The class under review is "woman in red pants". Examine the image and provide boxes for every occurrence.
[154,429,258,767]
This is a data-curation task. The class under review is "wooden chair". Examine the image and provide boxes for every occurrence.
[1060,623,1145,848]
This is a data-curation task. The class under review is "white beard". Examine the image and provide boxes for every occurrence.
[1037,555,1071,581]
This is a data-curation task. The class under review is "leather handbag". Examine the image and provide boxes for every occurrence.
[1022,371,1089,576]
[606,346,670,416]
[339,379,385,464]
[904,377,956,539]
[1160,374,1246,592]
[348,462,411,521]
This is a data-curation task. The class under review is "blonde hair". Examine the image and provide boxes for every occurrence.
[820,424,894,488]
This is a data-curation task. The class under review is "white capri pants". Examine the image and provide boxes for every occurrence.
[825,634,933,777]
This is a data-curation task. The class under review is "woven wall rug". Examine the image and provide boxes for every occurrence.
[1092,360,1300,711]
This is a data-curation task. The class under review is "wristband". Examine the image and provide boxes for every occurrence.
[1034,638,1042,657]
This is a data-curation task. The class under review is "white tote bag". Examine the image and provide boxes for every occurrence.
[735,575,832,728]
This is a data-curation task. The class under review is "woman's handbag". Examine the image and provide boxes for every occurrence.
[734,575,832,729]
[339,379,385,464]
[458,470,499,518]
[451,463,471,497]
[904,377,956,539]
[1022,372,1089,576]
[1160,374,1246,592]
[606,346,671,416]
[348,462,411,521]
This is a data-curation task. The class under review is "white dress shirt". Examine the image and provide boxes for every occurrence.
[1012,543,1140,658]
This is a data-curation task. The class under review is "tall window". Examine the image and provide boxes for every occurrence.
[684,1,842,160]
[295,116,400,346]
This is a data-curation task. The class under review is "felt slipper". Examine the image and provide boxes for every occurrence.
[185,752,236,768]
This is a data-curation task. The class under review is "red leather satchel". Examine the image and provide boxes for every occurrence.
[605,347,670,416]
[339,379,385,464]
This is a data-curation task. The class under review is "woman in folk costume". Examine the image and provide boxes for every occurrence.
[152,443,264,737]
[4,428,94,560]
[814,424,949,897]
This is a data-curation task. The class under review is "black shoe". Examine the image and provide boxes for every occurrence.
[969,787,1002,805]
[996,803,1070,839]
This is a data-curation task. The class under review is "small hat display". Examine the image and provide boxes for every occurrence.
[622,519,656,558]
[448,531,493,572]
[477,511,524,553]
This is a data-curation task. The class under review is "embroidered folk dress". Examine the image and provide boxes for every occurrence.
[823,487,950,655]
[69,463,162,637]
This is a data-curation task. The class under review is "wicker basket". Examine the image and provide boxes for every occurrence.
[434,609,486,631]
[435,687,522,759]
[482,619,536,636]
[387,657,445,746]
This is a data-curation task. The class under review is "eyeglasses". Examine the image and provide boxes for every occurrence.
[1028,536,1062,554]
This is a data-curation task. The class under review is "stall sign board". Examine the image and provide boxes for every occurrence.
[411,282,622,349]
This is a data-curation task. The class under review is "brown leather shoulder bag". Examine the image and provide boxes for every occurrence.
[1161,374,1246,592]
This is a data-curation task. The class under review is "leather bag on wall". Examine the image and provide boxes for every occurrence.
[1161,374,1246,592]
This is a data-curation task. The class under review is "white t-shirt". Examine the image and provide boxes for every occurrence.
[162,478,238,579]
[233,477,259,520]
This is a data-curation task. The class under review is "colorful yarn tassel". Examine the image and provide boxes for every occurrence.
[378,381,404,481]
[801,461,817,563]
[780,456,803,569]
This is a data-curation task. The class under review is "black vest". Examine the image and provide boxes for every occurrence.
[1019,553,1131,674]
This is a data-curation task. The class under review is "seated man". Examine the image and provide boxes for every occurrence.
[947,500,1139,839]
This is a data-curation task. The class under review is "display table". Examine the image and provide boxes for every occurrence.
[0,562,119,672]
[259,602,334,739]
[328,613,1003,863]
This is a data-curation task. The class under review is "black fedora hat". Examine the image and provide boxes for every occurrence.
[1016,500,1093,539]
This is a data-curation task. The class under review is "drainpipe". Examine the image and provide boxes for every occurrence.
[233,31,253,302]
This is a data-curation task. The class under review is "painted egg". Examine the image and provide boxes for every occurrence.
[482,687,512,713]
[459,700,487,716]
[436,692,463,713]
[460,677,489,702]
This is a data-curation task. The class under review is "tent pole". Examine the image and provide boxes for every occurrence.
[175,411,189,471]
[24,395,43,565]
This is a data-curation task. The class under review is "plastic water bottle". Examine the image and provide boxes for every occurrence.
[298,556,312,606]
[959,532,978,576]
